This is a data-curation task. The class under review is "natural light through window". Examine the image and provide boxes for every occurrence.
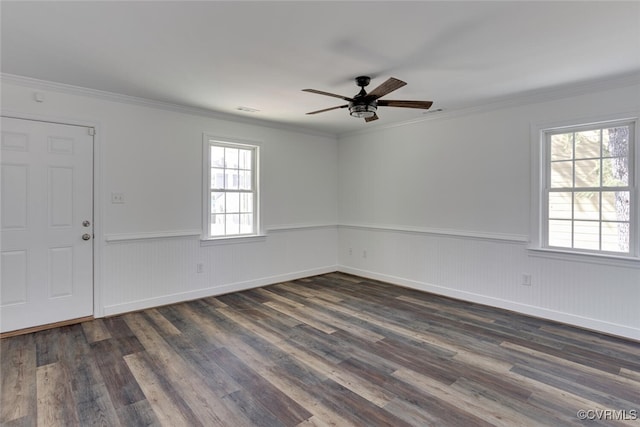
[543,121,635,255]
[204,137,259,239]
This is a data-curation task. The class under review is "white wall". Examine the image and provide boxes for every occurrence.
[1,78,339,316]
[3,75,639,340]
[338,80,640,340]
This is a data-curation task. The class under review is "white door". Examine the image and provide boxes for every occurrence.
[1,117,94,333]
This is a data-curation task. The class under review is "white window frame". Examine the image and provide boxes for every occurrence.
[202,134,261,241]
[530,114,640,262]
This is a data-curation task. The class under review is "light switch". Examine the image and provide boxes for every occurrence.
[111,192,125,204]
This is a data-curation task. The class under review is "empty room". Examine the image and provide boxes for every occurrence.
[1,1,639,426]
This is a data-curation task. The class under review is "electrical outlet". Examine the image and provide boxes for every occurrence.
[197,263,204,274]
[348,248,353,256]
[522,274,532,286]
[363,250,367,259]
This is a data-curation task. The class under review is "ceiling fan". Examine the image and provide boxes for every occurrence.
[303,76,433,122]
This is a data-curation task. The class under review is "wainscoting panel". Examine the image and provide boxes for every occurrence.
[337,225,640,340]
[103,225,338,316]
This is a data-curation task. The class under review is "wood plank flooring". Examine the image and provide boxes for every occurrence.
[2,272,639,426]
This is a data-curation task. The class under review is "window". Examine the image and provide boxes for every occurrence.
[539,119,637,256]
[203,136,259,239]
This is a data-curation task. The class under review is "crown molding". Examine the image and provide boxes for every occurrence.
[4,71,639,140]
[0,73,336,139]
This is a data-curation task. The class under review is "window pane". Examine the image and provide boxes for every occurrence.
[603,126,629,158]
[225,214,240,235]
[574,130,600,159]
[238,170,252,190]
[211,214,225,236]
[240,214,253,234]
[225,170,239,190]
[211,168,225,189]
[210,146,225,167]
[550,133,572,161]
[602,157,628,187]
[573,221,599,250]
[574,192,599,220]
[226,192,240,213]
[550,161,573,188]
[211,192,225,213]
[239,149,252,169]
[225,148,239,168]
[574,159,599,187]
[549,220,572,248]
[548,192,572,219]
[602,222,629,253]
[602,191,630,221]
[240,193,253,213]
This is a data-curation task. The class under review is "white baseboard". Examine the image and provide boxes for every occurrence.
[102,265,338,317]
[102,261,639,342]
[338,265,640,342]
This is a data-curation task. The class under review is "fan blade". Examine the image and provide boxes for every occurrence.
[366,77,406,100]
[365,113,379,123]
[306,105,348,115]
[302,89,354,102]
[377,100,433,110]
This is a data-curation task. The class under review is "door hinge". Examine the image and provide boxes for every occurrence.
[88,127,96,136]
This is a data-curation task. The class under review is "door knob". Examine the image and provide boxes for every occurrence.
[82,233,91,241]
[83,220,91,227]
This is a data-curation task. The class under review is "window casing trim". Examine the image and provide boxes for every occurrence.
[530,114,640,261]
[201,134,262,241]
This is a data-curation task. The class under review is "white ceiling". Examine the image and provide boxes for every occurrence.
[2,1,640,135]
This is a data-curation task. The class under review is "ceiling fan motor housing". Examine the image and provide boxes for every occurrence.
[348,99,377,109]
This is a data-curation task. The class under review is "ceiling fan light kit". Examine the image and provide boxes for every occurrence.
[303,76,433,123]
[349,103,377,119]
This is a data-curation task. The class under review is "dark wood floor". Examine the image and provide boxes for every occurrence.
[2,272,639,426]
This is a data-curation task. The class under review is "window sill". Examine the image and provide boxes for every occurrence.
[527,247,640,268]
[200,234,267,246]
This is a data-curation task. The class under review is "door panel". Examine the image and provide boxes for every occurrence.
[1,117,94,333]
[1,164,28,229]
[1,250,27,304]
